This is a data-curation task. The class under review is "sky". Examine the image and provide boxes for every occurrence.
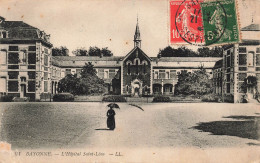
[0,0,259,57]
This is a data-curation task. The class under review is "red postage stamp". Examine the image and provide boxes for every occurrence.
[170,0,204,45]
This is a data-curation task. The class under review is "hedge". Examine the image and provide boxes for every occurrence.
[102,95,126,102]
[201,94,219,102]
[53,93,74,102]
[153,96,170,102]
[0,95,13,102]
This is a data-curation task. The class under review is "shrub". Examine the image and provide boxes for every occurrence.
[201,94,219,102]
[153,96,170,102]
[0,95,13,102]
[102,95,126,102]
[53,93,74,102]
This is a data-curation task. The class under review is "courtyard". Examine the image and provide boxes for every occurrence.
[0,102,259,150]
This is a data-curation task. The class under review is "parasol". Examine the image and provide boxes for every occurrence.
[107,103,120,109]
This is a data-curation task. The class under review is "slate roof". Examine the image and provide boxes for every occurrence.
[0,17,52,46]
[52,56,124,61]
[241,24,260,31]
[150,57,222,62]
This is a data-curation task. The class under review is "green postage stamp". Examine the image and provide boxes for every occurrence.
[200,0,240,45]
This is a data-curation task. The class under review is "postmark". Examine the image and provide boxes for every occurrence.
[173,0,205,46]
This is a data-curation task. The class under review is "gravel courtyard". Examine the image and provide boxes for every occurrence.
[0,102,259,149]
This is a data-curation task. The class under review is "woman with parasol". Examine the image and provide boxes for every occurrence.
[106,103,119,130]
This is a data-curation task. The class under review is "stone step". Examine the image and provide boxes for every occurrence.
[13,97,30,102]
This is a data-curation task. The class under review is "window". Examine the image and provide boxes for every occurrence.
[227,56,231,67]
[238,73,247,81]
[2,31,7,38]
[256,54,260,66]
[128,63,130,74]
[109,69,116,79]
[8,65,19,69]
[8,71,19,79]
[8,53,19,64]
[28,46,36,51]
[28,81,35,92]
[166,72,170,79]
[44,55,48,66]
[170,70,176,79]
[9,46,18,51]
[76,69,81,77]
[226,74,230,82]
[44,72,48,80]
[239,54,247,65]
[239,47,246,53]
[143,63,146,74]
[136,60,138,74]
[98,69,104,78]
[28,65,36,69]
[20,77,26,82]
[104,70,108,79]
[28,53,36,64]
[226,83,230,93]
[126,86,129,93]
[154,71,158,79]
[28,71,36,79]
[159,70,165,79]
[239,67,247,71]
[248,52,254,67]
[8,81,18,92]
[44,81,48,92]
[65,69,71,76]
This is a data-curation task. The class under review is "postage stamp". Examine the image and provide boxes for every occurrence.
[170,0,205,45]
[200,0,240,45]
[169,0,240,46]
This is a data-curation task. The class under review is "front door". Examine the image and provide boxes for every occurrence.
[20,84,26,98]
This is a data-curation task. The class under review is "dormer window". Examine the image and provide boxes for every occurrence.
[0,30,8,38]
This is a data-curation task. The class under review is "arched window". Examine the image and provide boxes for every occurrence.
[128,63,130,74]
[136,60,138,74]
[143,62,146,74]
[126,85,129,93]
[248,52,254,67]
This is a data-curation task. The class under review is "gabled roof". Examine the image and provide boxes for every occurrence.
[122,46,151,62]
[241,24,260,31]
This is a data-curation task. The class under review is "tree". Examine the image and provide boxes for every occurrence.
[88,46,113,57]
[158,46,197,57]
[72,47,88,56]
[101,47,113,57]
[197,46,223,57]
[52,46,69,56]
[158,46,223,58]
[58,62,105,95]
[174,67,213,96]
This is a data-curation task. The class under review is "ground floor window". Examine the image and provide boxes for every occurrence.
[8,81,18,92]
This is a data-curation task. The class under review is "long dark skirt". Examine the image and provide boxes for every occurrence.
[107,116,115,130]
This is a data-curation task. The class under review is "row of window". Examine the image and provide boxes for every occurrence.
[7,71,36,79]
[153,70,177,79]
[0,80,36,92]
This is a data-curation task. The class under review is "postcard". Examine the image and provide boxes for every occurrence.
[0,0,259,162]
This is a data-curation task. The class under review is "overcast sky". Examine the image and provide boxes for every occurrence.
[0,0,259,57]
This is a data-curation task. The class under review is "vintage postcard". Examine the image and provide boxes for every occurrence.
[0,0,260,162]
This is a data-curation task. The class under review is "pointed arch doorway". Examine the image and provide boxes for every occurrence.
[131,79,142,97]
